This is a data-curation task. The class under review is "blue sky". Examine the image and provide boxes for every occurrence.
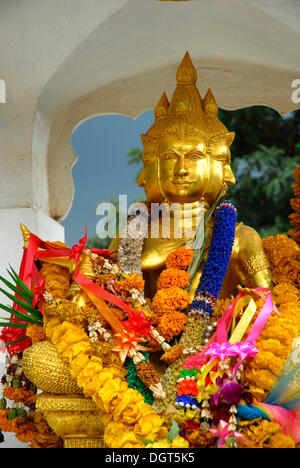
[62,109,154,246]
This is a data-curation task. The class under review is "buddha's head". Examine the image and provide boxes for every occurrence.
[138,52,236,207]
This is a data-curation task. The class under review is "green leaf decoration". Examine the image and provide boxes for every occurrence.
[0,322,28,329]
[8,265,34,302]
[165,420,179,442]
[0,266,43,328]
[0,336,27,347]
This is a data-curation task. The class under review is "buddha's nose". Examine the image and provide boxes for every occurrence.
[225,166,236,186]
[175,158,188,177]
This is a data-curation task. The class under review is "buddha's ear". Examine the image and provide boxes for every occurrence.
[208,131,235,148]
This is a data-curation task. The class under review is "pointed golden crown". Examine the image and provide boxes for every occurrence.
[141,52,234,154]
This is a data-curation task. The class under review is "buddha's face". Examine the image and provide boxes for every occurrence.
[205,139,236,205]
[137,146,164,202]
[157,135,235,205]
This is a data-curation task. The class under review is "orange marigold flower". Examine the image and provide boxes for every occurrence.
[166,247,194,270]
[157,268,190,289]
[114,273,145,295]
[4,387,37,408]
[292,182,300,198]
[294,167,300,183]
[289,212,300,227]
[26,324,46,344]
[158,311,187,341]
[272,257,300,287]
[291,197,300,214]
[152,287,190,315]
[288,227,300,243]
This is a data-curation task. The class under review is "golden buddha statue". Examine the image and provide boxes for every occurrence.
[111,52,273,300]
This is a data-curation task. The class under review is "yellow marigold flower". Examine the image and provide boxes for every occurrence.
[44,317,61,340]
[69,354,91,378]
[171,435,190,448]
[112,389,153,426]
[250,351,284,376]
[39,262,70,299]
[245,367,276,393]
[96,379,129,414]
[257,339,286,358]
[134,413,168,441]
[243,420,281,447]
[263,234,300,267]
[152,287,190,315]
[115,433,146,448]
[246,386,267,402]
[157,268,190,289]
[273,282,299,298]
[104,423,145,448]
[146,440,171,448]
[58,340,92,362]
[76,358,103,389]
[166,246,194,270]
[269,432,295,449]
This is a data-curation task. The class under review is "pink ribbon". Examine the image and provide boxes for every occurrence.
[205,341,259,362]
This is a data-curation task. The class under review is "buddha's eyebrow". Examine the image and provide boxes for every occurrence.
[215,152,230,160]
[161,150,180,158]
[185,150,205,158]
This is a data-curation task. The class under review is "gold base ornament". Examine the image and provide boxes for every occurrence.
[36,394,106,448]
[22,340,105,448]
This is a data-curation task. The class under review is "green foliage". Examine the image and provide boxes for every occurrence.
[228,144,298,237]
[219,107,300,158]
[126,148,143,182]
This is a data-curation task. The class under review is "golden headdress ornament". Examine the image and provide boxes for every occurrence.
[141,52,235,154]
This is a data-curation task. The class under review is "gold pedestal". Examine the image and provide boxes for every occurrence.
[36,394,106,448]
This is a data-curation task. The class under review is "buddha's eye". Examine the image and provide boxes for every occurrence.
[185,151,205,160]
[161,152,178,160]
[215,154,230,164]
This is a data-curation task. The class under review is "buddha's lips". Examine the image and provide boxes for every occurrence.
[173,179,192,185]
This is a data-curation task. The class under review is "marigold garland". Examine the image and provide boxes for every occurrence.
[157,268,190,289]
[165,246,194,270]
[152,287,190,316]
[44,318,186,448]
[39,263,71,299]
[3,214,300,448]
